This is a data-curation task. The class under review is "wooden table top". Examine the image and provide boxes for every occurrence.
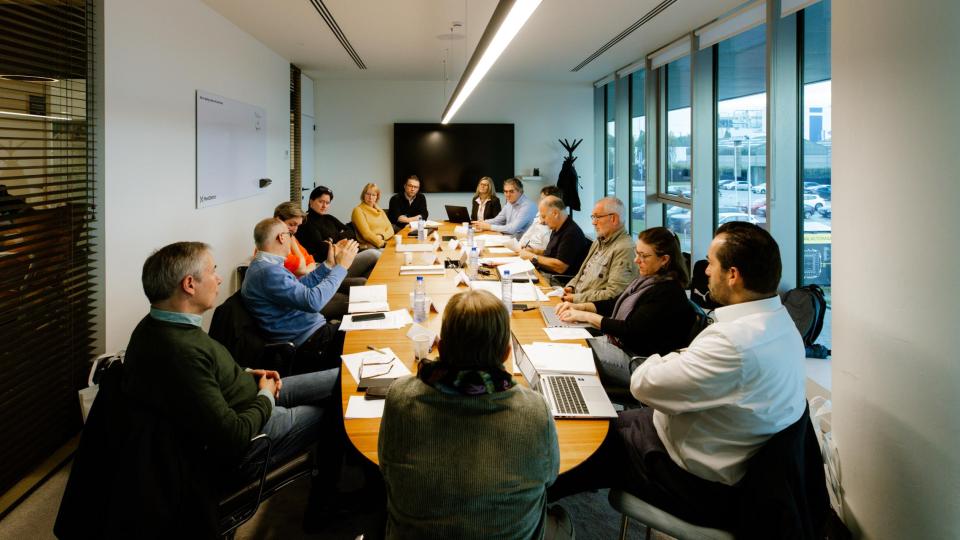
[340,223,609,473]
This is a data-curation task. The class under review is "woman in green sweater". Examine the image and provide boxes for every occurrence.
[378,290,574,539]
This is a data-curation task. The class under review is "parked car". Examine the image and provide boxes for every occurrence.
[806,184,832,201]
[666,209,691,234]
[818,201,832,218]
[738,199,767,215]
[803,181,822,191]
[718,180,738,190]
[804,193,826,212]
[718,212,759,225]
[751,183,767,194]
[724,181,751,191]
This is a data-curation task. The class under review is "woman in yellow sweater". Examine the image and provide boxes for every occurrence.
[351,183,394,249]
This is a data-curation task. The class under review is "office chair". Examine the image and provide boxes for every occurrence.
[209,289,297,375]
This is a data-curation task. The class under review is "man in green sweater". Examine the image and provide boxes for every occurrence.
[122,242,342,518]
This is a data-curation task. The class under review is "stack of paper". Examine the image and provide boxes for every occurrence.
[486,247,514,254]
[479,256,523,266]
[475,235,510,247]
[524,342,597,375]
[339,309,413,331]
[348,284,389,313]
[399,264,445,275]
[469,281,548,302]
[396,243,436,253]
[498,259,535,277]
[542,327,593,341]
[409,220,442,231]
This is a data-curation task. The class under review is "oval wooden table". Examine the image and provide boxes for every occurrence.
[340,224,609,473]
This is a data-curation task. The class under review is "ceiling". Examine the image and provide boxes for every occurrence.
[202,0,745,84]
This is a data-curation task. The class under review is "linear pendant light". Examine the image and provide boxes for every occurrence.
[441,0,542,124]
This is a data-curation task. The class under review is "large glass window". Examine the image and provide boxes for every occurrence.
[715,24,767,226]
[663,203,692,253]
[665,56,691,199]
[604,82,616,196]
[629,70,646,232]
[800,0,832,343]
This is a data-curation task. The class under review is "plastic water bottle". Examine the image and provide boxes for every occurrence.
[501,269,512,315]
[468,246,479,279]
[417,216,426,242]
[466,223,475,249]
[413,276,427,323]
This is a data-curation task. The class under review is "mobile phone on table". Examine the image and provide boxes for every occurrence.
[352,312,386,322]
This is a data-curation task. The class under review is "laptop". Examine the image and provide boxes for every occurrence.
[539,306,590,328]
[444,205,471,223]
[511,332,617,419]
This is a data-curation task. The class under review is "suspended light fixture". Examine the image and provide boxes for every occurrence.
[440,0,541,124]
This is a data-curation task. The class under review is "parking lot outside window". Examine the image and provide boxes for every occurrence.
[663,203,692,254]
[715,24,767,227]
[629,70,646,233]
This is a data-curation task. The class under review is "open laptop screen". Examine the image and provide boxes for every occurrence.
[511,332,538,388]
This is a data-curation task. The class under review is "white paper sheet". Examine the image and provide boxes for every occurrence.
[399,264,445,275]
[486,247,514,254]
[349,284,387,303]
[546,287,565,297]
[347,301,390,313]
[542,327,594,341]
[524,342,596,375]
[479,256,523,266]
[396,243,436,252]
[498,259,535,277]
[340,309,413,331]
[475,234,510,246]
[341,348,412,382]
[345,395,386,419]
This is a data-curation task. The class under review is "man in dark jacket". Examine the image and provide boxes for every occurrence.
[387,175,429,227]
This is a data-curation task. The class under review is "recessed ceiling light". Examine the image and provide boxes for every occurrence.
[0,75,59,83]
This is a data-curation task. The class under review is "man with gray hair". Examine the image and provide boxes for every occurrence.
[562,197,638,303]
[243,218,358,372]
[519,195,590,277]
[114,241,344,530]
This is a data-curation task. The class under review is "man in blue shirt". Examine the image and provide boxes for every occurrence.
[473,177,537,238]
[243,218,359,371]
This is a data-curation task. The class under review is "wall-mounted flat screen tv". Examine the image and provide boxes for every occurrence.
[393,123,514,193]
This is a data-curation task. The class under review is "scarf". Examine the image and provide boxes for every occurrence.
[417,358,515,396]
[607,274,670,347]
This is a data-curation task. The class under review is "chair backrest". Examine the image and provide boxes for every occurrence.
[686,300,712,344]
[689,259,723,310]
[209,290,268,369]
[735,405,830,538]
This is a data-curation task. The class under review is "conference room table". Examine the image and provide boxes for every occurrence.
[340,222,609,473]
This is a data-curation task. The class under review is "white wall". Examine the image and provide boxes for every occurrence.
[102,0,290,352]
[832,1,960,537]
[312,80,596,234]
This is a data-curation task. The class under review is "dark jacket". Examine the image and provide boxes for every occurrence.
[594,279,696,357]
[470,196,502,221]
[296,208,355,261]
[387,193,428,225]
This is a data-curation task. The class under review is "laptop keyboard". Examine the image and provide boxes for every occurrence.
[548,376,589,415]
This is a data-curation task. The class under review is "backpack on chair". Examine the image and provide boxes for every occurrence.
[781,284,830,358]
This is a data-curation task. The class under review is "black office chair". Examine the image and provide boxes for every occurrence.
[209,289,297,375]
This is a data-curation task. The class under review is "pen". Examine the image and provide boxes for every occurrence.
[367,345,390,356]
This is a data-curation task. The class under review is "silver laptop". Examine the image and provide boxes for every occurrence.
[512,332,617,419]
[539,306,590,328]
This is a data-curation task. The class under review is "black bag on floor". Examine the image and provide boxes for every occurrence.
[781,285,829,356]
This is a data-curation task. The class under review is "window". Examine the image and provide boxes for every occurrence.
[800,0,832,341]
[629,70,646,232]
[663,203,692,253]
[715,24,767,226]
[604,82,616,195]
[664,56,691,200]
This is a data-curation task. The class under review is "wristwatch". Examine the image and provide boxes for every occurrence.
[531,256,539,268]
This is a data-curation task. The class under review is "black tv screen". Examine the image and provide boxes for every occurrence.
[393,123,514,193]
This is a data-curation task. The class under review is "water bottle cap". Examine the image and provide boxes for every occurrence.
[417,276,423,281]
[471,246,477,253]
[503,270,510,276]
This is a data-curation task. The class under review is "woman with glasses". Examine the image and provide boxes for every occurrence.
[271,202,317,277]
[470,176,501,222]
[556,227,697,385]
[297,185,379,279]
[351,183,394,249]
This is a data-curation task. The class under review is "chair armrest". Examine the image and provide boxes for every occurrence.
[629,356,647,373]
[262,342,296,376]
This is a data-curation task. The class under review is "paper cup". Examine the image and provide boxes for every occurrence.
[404,252,413,265]
[413,334,433,360]
[395,234,402,245]
[475,237,486,250]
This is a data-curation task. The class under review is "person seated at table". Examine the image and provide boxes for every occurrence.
[561,196,638,303]
[472,177,537,238]
[265,202,316,277]
[351,183,395,249]
[519,195,589,277]
[470,176,502,221]
[378,289,574,540]
[54,241,344,536]
[548,222,807,533]
[556,227,696,384]
[387,175,429,228]
[515,185,562,252]
[296,185,379,280]
[243,218,358,371]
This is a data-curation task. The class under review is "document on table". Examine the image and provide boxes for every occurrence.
[486,247,514,254]
[341,348,412,383]
[399,264,445,275]
[479,256,523,266]
[345,396,385,419]
[475,235,510,247]
[340,309,413,331]
[542,327,594,341]
[524,342,597,375]
[348,285,389,313]
[396,243,436,252]
[469,281,548,302]
[498,259,535,277]
[409,220,442,231]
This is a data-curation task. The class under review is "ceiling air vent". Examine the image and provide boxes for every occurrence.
[571,0,677,72]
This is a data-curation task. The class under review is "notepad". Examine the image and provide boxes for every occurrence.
[340,309,413,331]
[345,396,385,419]
[399,264,445,275]
[348,285,389,313]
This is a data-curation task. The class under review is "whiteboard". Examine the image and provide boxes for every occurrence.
[196,90,267,209]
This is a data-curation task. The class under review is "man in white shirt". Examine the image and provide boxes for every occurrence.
[515,185,563,252]
[548,221,806,530]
